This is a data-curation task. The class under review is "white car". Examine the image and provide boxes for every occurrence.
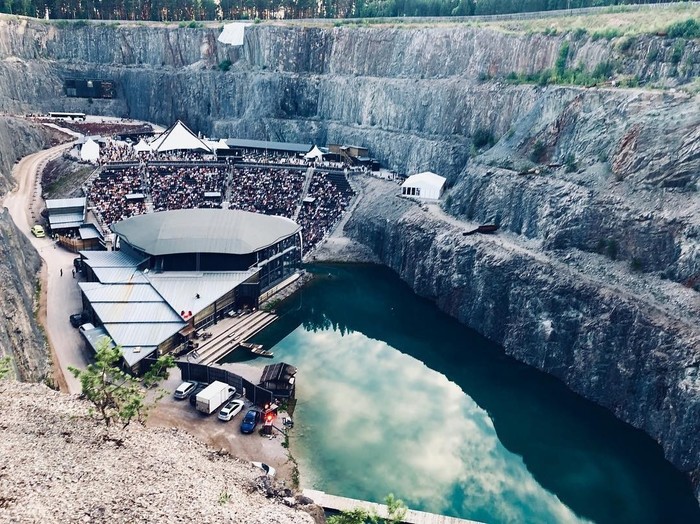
[251,462,276,477]
[218,399,245,421]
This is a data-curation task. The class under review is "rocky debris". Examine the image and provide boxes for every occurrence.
[0,381,316,524]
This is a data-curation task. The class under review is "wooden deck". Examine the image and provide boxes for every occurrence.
[188,310,278,365]
[302,489,482,524]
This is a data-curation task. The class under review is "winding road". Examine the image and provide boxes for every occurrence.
[3,142,88,394]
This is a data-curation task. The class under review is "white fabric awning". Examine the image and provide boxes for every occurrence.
[80,138,100,162]
[304,146,324,161]
[133,139,152,152]
[150,121,212,153]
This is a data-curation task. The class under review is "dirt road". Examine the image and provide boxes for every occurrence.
[3,142,89,394]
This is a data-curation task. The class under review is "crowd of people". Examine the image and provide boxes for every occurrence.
[227,167,305,218]
[99,141,137,163]
[239,152,311,167]
[87,166,146,227]
[86,145,356,254]
[149,165,228,211]
[297,173,354,251]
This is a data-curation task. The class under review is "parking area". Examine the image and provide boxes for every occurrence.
[147,370,295,485]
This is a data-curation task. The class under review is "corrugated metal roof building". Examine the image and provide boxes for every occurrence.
[46,197,87,231]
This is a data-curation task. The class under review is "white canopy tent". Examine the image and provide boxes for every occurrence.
[80,138,100,162]
[133,139,152,153]
[304,145,324,161]
[401,171,446,200]
[149,120,212,153]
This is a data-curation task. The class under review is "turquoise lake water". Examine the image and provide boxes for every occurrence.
[224,264,700,523]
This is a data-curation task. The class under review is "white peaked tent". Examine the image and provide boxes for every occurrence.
[401,171,446,200]
[80,138,100,162]
[149,120,212,153]
[203,139,229,152]
[304,146,324,161]
[133,139,152,153]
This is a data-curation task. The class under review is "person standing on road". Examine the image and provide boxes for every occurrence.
[72,268,75,278]
[60,268,63,277]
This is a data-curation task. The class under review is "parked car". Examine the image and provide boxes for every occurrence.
[30,225,45,238]
[69,312,87,328]
[189,384,208,406]
[240,409,261,434]
[218,399,245,422]
[173,381,198,400]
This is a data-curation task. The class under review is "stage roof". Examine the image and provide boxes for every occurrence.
[112,209,301,256]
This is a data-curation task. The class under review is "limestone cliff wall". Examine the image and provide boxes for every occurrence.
[0,116,50,382]
[345,179,700,501]
[0,16,697,180]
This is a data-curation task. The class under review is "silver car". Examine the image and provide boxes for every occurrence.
[173,381,198,400]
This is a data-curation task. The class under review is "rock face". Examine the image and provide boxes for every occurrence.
[0,116,50,382]
[344,177,700,502]
[0,380,316,523]
[0,16,697,181]
[0,12,698,504]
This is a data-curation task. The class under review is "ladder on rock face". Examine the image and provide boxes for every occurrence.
[293,166,315,221]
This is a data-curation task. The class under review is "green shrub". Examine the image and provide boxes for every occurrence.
[572,28,587,40]
[646,47,659,64]
[666,19,700,39]
[530,140,546,163]
[472,128,494,149]
[555,42,569,77]
[188,20,198,29]
[616,36,635,53]
[591,28,622,41]
[630,258,643,272]
[218,59,232,72]
[671,40,685,65]
[619,76,639,88]
[592,60,615,79]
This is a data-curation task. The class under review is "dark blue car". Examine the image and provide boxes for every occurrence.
[240,409,260,434]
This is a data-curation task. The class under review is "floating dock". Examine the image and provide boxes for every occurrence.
[302,489,483,524]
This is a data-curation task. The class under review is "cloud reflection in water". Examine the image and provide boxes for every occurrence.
[286,325,589,524]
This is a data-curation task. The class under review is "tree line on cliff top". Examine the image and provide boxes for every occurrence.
[0,0,691,22]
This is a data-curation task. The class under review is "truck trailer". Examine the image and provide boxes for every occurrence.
[195,381,236,414]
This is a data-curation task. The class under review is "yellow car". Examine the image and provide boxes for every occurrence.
[30,225,45,238]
